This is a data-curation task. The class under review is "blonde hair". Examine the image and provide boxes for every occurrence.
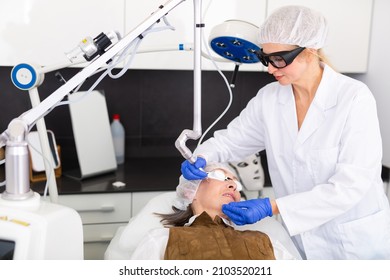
[308,48,336,71]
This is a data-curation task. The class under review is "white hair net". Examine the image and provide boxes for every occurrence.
[173,163,236,211]
[258,5,328,49]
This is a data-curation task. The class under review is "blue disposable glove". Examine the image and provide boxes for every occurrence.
[222,198,273,225]
[181,157,207,180]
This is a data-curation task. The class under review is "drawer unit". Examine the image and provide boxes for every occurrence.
[57,193,132,260]
[58,193,131,224]
[83,223,126,260]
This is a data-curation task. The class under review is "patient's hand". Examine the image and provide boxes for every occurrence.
[222,198,273,225]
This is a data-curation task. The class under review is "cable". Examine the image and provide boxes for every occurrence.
[55,16,175,110]
[196,0,235,146]
[26,134,54,198]
[24,16,176,136]
[0,157,5,187]
[197,1,234,146]
[25,20,177,185]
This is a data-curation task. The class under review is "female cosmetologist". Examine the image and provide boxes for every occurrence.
[181,5,390,259]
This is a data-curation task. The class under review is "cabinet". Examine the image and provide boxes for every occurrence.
[0,0,266,71]
[0,0,372,72]
[125,0,267,71]
[0,0,124,67]
[57,192,131,260]
[56,191,169,259]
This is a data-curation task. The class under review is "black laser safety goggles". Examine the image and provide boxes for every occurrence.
[256,47,306,69]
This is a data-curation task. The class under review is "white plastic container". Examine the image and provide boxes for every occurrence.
[110,114,125,165]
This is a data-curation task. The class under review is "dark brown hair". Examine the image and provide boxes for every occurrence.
[156,205,194,227]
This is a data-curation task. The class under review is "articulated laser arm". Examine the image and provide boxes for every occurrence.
[18,0,189,131]
[1,0,203,200]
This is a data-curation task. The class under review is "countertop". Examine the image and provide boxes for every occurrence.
[0,157,183,195]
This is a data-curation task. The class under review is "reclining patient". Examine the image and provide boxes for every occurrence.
[131,163,297,260]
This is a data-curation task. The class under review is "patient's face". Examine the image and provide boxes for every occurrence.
[192,168,241,219]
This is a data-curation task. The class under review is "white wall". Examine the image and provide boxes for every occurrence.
[353,0,390,167]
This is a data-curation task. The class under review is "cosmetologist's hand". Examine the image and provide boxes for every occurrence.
[222,198,273,225]
[181,157,207,180]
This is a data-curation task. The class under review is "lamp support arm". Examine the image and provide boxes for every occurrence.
[175,0,203,163]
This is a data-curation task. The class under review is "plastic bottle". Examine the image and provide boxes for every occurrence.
[110,114,125,165]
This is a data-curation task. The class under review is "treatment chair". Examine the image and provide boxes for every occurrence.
[105,154,300,259]
[104,191,301,259]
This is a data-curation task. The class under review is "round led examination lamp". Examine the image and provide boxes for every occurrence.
[209,20,260,64]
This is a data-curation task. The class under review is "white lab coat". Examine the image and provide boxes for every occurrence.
[195,64,390,259]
